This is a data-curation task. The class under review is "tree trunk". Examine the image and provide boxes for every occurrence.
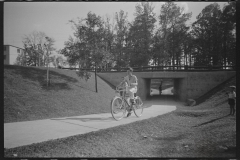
[223,32,227,66]
[189,53,191,67]
[172,37,175,70]
[95,64,98,93]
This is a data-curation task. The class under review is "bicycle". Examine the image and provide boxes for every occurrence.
[110,85,144,121]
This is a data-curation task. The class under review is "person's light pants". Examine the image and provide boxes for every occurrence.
[126,86,137,99]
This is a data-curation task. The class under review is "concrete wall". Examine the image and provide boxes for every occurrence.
[141,78,151,99]
[10,46,24,65]
[4,46,24,65]
[186,71,236,100]
[4,46,10,64]
[97,71,236,102]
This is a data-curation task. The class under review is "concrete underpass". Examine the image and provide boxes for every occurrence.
[97,71,235,102]
[150,78,174,96]
[141,78,185,101]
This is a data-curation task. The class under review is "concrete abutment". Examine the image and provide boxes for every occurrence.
[97,71,235,102]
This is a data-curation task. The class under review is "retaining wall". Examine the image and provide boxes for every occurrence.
[97,71,236,101]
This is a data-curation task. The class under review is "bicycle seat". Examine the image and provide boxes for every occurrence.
[125,92,130,97]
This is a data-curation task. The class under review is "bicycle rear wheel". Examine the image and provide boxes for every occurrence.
[133,96,144,117]
[111,96,126,121]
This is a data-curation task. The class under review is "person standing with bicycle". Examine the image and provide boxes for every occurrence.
[116,67,138,117]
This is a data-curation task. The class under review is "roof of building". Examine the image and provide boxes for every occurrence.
[4,45,25,50]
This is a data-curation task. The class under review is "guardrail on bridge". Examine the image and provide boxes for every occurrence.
[61,65,236,72]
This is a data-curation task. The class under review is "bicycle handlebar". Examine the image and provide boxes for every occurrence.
[116,81,130,92]
[116,87,126,92]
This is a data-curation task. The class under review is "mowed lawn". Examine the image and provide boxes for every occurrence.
[4,65,116,123]
[4,67,236,158]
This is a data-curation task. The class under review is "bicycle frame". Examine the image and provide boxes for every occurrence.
[115,87,133,110]
[111,86,143,120]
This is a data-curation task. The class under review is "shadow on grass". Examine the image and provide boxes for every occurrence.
[41,83,71,91]
[148,134,185,142]
[214,99,228,107]
[69,83,96,93]
[5,65,79,91]
[192,114,230,128]
[174,111,209,118]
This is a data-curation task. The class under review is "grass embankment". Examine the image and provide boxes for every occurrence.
[4,65,115,123]
[4,72,236,157]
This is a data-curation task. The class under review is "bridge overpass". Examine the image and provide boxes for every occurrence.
[97,71,236,101]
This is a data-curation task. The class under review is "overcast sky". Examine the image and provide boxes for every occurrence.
[4,2,228,52]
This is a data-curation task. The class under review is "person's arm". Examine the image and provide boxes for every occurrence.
[117,81,123,88]
[117,78,127,88]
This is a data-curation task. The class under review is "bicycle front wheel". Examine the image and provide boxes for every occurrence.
[133,96,144,117]
[111,96,126,121]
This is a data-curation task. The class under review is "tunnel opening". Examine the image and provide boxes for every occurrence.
[150,78,174,96]
[138,77,185,101]
[148,78,177,101]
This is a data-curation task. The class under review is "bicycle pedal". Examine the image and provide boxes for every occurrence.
[127,112,132,117]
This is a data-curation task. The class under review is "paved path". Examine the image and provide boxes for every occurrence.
[4,100,182,149]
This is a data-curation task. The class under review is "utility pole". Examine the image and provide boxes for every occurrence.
[38,49,40,66]
[44,43,49,87]
[95,63,98,93]
[37,44,41,67]
[93,30,98,93]
[47,51,50,86]
[45,37,50,87]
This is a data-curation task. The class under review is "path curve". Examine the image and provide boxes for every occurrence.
[4,100,181,149]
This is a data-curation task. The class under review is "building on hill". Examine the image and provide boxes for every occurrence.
[4,45,25,65]
[4,45,62,68]
[4,45,72,69]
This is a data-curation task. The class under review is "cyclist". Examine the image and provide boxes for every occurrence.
[116,67,138,117]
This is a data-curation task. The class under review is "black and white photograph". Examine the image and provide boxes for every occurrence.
[4,1,236,158]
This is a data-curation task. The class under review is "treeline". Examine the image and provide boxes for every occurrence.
[61,2,236,70]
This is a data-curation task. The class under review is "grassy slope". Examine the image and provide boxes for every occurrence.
[4,75,236,158]
[4,65,115,123]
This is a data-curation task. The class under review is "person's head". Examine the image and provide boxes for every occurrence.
[127,67,133,76]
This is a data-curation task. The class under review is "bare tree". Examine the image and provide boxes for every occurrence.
[22,31,55,67]
[21,31,56,86]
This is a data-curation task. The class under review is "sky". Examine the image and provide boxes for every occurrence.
[4,1,228,54]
